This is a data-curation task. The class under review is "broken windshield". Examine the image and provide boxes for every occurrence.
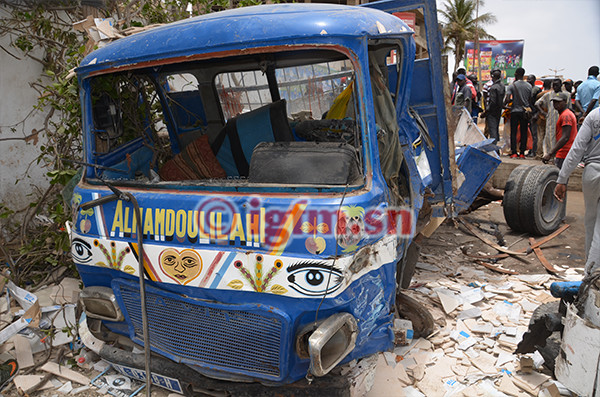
[85,49,364,190]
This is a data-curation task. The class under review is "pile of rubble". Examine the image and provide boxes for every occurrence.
[351,250,583,397]
[0,276,151,397]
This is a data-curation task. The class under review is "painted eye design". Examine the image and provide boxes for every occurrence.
[71,238,93,263]
[181,255,199,267]
[286,261,344,296]
[162,255,177,266]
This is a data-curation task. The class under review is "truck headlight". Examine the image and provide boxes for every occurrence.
[80,286,124,322]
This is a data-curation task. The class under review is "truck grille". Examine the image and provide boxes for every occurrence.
[113,279,287,380]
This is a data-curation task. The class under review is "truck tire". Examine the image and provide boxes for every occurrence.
[529,301,562,373]
[503,165,534,232]
[519,165,565,235]
[530,300,560,323]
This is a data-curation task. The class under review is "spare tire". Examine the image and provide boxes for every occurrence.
[503,165,565,235]
[503,165,534,232]
[520,165,566,235]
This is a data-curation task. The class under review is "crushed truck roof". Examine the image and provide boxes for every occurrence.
[77,3,413,75]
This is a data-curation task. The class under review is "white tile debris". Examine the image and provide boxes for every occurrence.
[358,249,583,397]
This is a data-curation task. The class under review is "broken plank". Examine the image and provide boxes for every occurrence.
[40,362,90,385]
[529,224,570,250]
[529,238,562,274]
[13,335,34,369]
[461,223,571,260]
[459,219,526,256]
[475,260,518,275]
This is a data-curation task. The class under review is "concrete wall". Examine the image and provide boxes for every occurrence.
[0,22,50,211]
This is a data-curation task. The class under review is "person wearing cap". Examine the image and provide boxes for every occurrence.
[451,68,477,103]
[554,106,600,276]
[504,67,532,158]
[453,74,472,113]
[542,92,577,169]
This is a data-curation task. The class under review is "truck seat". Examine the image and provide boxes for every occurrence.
[211,99,293,177]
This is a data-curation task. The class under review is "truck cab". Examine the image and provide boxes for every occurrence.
[71,0,499,391]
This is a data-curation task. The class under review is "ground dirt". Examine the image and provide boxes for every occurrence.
[421,190,586,276]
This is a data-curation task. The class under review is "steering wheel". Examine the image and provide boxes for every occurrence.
[295,119,356,145]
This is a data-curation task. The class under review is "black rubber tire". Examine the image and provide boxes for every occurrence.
[530,301,560,324]
[528,301,562,374]
[503,165,534,232]
[396,292,434,338]
[519,165,566,235]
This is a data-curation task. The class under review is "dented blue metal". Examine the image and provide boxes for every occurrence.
[71,0,499,387]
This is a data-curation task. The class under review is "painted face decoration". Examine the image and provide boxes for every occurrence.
[159,248,202,285]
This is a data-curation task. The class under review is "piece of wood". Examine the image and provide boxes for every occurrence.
[475,260,518,275]
[459,219,526,256]
[529,238,562,274]
[519,356,534,373]
[12,375,54,392]
[13,335,34,369]
[529,224,570,250]
[462,224,571,260]
[40,362,90,385]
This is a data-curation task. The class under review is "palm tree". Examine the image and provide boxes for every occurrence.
[438,0,497,71]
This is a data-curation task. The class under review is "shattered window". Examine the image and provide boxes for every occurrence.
[215,71,271,120]
[85,49,364,188]
[276,60,354,120]
[91,74,165,155]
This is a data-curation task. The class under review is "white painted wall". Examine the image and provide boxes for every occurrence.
[0,25,50,211]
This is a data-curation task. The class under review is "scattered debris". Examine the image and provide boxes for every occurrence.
[529,237,563,274]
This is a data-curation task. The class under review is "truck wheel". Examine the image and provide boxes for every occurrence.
[519,165,565,235]
[529,301,562,373]
[396,292,434,338]
[530,300,560,323]
[503,165,534,232]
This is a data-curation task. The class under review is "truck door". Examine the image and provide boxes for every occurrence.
[363,0,453,207]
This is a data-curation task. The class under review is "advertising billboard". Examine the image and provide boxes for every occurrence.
[464,40,524,82]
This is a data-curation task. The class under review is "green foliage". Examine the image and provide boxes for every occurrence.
[0,0,266,286]
[438,0,496,70]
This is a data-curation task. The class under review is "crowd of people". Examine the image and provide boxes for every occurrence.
[451,65,600,169]
[452,65,600,276]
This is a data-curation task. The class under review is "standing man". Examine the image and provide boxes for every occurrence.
[468,74,482,123]
[451,68,476,104]
[504,67,532,158]
[535,79,552,157]
[480,69,505,145]
[575,66,600,123]
[542,92,577,169]
[527,74,542,157]
[453,74,472,113]
[554,107,600,276]
[536,79,563,157]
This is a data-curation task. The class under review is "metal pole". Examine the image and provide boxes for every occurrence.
[475,0,481,90]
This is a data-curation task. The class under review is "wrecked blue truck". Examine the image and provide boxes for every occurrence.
[69,0,500,392]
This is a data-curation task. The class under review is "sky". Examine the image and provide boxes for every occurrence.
[436,0,600,81]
